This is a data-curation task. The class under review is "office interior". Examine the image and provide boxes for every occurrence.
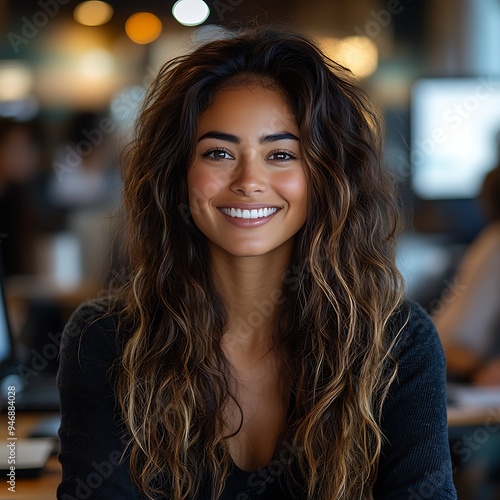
[0,0,500,498]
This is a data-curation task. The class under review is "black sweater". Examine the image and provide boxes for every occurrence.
[56,300,457,499]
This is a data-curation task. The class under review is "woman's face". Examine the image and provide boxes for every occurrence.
[187,84,308,258]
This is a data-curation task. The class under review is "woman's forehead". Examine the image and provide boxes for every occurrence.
[198,85,299,135]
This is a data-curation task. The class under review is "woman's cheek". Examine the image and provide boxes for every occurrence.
[188,164,227,212]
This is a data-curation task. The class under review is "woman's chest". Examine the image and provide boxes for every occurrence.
[223,358,290,471]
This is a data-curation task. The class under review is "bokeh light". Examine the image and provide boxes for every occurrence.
[172,0,210,27]
[320,36,379,79]
[125,12,163,45]
[73,1,114,27]
[77,49,114,81]
[0,62,34,101]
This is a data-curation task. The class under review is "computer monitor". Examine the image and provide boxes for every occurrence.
[411,76,500,200]
[0,255,16,372]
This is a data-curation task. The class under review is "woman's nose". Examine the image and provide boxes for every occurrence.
[230,157,266,196]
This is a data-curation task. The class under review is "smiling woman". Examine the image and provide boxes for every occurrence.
[189,85,308,258]
[56,25,457,500]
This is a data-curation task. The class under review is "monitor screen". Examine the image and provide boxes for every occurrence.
[0,279,12,366]
[411,77,500,199]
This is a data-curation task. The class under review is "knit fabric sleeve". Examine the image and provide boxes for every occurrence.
[56,300,142,499]
[373,301,457,499]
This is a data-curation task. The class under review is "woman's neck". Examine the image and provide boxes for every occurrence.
[209,241,292,354]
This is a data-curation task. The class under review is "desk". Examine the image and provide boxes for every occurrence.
[1,407,497,500]
[448,405,500,499]
[0,412,61,500]
[447,384,500,427]
[448,405,500,427]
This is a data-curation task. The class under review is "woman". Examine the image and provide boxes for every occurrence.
[57,26,457,499]
[434,165,500,385]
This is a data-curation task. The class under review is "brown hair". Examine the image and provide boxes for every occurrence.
[114,25,405,499]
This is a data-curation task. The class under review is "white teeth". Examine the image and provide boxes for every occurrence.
[221,207,278,219]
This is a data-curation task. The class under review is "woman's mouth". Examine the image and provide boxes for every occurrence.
[216,206,282,227]
[219,207,279,219]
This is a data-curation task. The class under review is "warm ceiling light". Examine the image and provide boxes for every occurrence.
[172,0,210,27]
[125,12,163,45]
[77,49,114,80]
[321,36,378,79]
[73,1,113,27]
[0,62,33,101]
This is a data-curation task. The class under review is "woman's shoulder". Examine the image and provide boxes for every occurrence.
[388,299,443,361]
[60,297,127,371]
[66,296,114,324]
[63,297,118,338]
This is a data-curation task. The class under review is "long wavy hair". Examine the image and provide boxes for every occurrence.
[113,25,406,499]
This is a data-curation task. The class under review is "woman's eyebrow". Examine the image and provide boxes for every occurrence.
[198,131,240,143]
[197,131,299,143]
[259,132,299,144]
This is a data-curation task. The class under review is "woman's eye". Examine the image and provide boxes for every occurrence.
[268,150,297,162]
[201,148,233,161]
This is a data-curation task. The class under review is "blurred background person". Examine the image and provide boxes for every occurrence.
[0,117,47,276]
[433,160,500,385]
[46,111,122,288]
